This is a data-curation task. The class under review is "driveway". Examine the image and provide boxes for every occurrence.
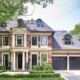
[55,70,80,80]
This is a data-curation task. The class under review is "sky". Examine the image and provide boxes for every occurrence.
[22,0,80,32]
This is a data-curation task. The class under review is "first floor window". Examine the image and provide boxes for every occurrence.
[3,54,8,67]
[32,36,37,45]
[3,37,9,46]
[41,36,47,46]
[17,36,22,45]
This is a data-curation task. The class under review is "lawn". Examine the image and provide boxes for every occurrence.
[0,77,64,80]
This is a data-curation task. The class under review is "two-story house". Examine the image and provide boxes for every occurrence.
[0,18,80,71]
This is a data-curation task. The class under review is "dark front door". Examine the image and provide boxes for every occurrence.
[69,57,80,70]
[32,54,37,67]
[52,57,67,70]
[3,54,8,68]
[18,54,22,69]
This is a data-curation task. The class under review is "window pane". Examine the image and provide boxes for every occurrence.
[64,37,71,44]
[3,37,8,46]
[17,36,22,45]
[41,36,47,46]
[32,37,37,45]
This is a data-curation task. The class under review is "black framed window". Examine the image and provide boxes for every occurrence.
[17,36,22,45]
[32,37,37,45]
[41,36,47,46]
[3,37,9,46]
[64,36,71,44]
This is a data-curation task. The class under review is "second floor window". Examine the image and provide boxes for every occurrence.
[41,36,47,46]
[3,37,9,46]
[64,36,71,44]
[17,36,22,45]
[32,37,37,46]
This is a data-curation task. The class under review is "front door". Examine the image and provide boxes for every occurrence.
[3,54,8,68]
[32,54,37,67]
[18,54,22,69]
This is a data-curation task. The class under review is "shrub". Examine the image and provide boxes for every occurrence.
[32,65,53,71]
[29,70,54,73]
[0,66,6,70]
[0,73,60,78]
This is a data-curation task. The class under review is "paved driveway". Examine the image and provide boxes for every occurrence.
[55,71,80,80]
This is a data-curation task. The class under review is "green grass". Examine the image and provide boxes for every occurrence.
[0,77,64,80]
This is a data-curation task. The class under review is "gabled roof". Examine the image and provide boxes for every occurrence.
[0,19,54,32]
[52,30,80,50]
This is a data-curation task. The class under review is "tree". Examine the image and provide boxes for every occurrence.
[0,0,53,27]
[70,23,80,40]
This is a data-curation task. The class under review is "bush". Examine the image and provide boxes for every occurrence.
[29,70,54,73]
[0,73,60,78]
[0,66,6,70]
[32,65,53,71]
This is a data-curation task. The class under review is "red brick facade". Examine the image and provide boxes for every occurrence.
[48,35,52,48]
[0,36,2,47]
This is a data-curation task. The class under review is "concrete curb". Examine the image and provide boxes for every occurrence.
[61,75,68,80]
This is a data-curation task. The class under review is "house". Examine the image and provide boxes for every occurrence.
[0,18,80,71]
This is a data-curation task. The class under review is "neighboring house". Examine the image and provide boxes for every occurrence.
[0,18,80,71]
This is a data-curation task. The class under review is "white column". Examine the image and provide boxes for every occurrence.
[13,52,16,70]
[12,34,15,47]
[67,56,69,71]
[24,34,26,47]
[26,52,28,62]
[22,52,25,70]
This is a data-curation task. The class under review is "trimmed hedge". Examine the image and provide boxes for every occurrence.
[29,70,54,73]
[32,65,53,71]
[0,73,60,78]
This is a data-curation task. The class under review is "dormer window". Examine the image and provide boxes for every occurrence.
[17,19,23,27]
[64,34,72,45]
[36,19,42,27]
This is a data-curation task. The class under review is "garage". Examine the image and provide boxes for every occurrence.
[69,57,80,70]
[52,57,67,70]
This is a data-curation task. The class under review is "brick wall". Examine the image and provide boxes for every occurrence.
[48,52,52,66]
[48,35,52,48]
[0,36,2,47]
[27,35,31,48]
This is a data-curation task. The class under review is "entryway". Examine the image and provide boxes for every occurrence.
[18,53,22,69]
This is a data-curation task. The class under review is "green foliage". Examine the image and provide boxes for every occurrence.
[32,65,53,71]
[0,73,60,78]
[41,53,48,66]
[30,70,54,73]
[70,23,80,40]
[0,66,6,70]
[0,0,27,25]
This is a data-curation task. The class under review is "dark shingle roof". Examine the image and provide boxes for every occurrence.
[52,30,80,50]
[0,19,54,32]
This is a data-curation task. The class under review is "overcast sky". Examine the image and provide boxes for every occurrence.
[22,0,80,32]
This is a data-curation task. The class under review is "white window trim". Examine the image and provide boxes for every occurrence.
[30,52,38,69]
[40,36,48,48]
[40,52,48,65]
[16,35,23,45]
[31,36,38,48]
[2,36,9,47]
[2,52,9,66]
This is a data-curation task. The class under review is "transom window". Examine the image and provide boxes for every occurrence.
[17,36,22,45]
[41,36,47,46]
[64,36,71,44]
[3,37,9,46]
[32,37,37,46]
